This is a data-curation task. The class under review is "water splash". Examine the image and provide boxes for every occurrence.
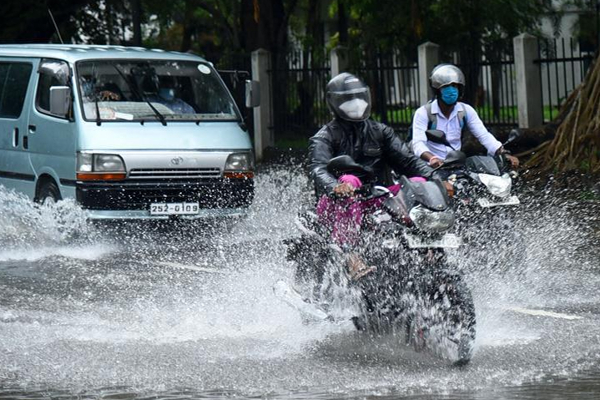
[451,188,600,357]
[0,185,99,259]
[0,170,600,397]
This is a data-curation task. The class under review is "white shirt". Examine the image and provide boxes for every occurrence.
[411,100,502,160]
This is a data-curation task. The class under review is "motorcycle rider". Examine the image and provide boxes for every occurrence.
[309,72,434,198]
[411,63,519,169]
[308,72,435,279]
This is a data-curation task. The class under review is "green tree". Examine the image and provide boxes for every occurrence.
[427,0,554,106]
[330,0,556,107]
[74,0,134,45]
[0,0,89,43]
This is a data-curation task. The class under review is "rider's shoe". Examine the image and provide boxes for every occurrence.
[346,253,376,281]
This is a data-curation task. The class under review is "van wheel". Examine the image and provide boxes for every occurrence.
[37,181,61,205]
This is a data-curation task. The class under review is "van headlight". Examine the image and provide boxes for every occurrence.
[408,205,455,233]
[224,152,254,179]
[225,152,254,170]
[478,173,512,197]
[77,153,126,181]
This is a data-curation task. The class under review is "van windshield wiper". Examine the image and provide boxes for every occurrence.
[91,65,102,126]
[94,93,102,126]
[112,64,167,126]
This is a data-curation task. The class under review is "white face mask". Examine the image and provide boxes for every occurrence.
[338,98,368,120]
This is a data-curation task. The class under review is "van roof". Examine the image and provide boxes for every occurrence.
[0,44,209,64]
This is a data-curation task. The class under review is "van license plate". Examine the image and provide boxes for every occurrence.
[150,202,199,215]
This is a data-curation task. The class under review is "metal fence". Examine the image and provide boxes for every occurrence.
[267,37,594,146]
[216,53,254,134]
[448,42,519,133]
[269,49,331,144]
[351,49,420,137]
[467,58,518,130]
[536,37,595,122]
[268,48,421,141]
[268,47,517,141]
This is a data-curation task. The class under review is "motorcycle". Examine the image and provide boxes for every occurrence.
[282,156,476,365]
[424,129,524,270]
[425,128,522,208]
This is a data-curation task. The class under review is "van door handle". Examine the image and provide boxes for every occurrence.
[23,136,28,150]
[13,128,19,147]
[28,125,36,134]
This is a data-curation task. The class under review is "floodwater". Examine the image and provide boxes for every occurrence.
[0,166,599,399]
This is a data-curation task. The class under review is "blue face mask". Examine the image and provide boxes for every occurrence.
[440,85,459,105]
[159,88,175,101]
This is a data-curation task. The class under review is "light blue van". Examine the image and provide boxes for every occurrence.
[0,44,257,220]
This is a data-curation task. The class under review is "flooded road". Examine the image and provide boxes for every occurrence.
[1,166,600,399]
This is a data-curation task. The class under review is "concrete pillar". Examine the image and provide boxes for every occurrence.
[330,46,348,77]
[513,33,543,128]
[251,48,273,161]
[418,42,440,105]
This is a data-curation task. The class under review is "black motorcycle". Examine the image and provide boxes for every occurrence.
[283,156,476,365]
[424,129,524,271]
[425,128,522,209]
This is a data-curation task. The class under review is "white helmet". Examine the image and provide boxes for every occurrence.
[430,64,465,90]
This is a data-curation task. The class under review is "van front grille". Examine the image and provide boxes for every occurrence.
[76,179,254,210]
[129,168,221,180]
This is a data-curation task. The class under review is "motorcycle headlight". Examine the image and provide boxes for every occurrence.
[479,173,512,197]
[408,205,455,233]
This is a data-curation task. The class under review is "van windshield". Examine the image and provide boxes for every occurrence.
[77,59,240,122]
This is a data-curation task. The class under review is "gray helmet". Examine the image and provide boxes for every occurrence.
[326,72,371,121]
[429,64,465,90]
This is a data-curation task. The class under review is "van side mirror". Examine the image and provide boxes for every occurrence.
[50,86,71,117]
[245,80,260,108]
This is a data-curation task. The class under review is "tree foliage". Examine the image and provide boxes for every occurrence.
[1,0,303,66]
[0,0,89,43]
[334,0,556,104]
[1,0,560,65]
[327,0,554,55]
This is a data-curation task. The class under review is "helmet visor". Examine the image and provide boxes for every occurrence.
[329,88,371,121]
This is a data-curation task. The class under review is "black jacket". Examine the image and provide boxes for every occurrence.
[308,118,434,197]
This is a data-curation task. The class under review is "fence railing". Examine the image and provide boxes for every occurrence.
[268,50,331,144]
[256,36,594,154]
[268,48,521,141]
[352,49,420,136]
[536,37,594,122]
[470,58,518,129]
[216,53,254,134]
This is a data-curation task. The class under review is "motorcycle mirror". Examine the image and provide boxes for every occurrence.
[504,129,522,146]
[425,129,451,146]
[327,155,374,179]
